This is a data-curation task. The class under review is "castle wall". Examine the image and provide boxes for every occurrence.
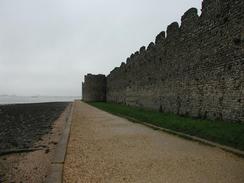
[106,0,244,122]
[82,74,106,102]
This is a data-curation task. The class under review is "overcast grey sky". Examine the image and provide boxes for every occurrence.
[0,0,202,96]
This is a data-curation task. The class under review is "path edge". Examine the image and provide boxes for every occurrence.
[44,102,74,183]
[140,121,244,158]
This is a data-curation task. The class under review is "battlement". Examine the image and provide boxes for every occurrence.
[180,8,199,32]
[155,31,165,45]
[166,22,180,39]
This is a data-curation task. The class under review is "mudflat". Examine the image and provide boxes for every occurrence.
[0,102,70,182]
[64,101,244,183]
[0,102,69,150]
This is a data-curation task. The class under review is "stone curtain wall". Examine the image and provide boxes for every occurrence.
[82,74,106,102]
[106,0,244,123]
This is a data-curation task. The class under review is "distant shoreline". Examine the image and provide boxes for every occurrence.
[0,101,73,106]
[0,95,79,105]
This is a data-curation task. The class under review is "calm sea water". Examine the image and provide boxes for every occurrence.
[0,95,80,105]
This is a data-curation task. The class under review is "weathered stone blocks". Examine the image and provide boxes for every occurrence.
[82,74,106,102]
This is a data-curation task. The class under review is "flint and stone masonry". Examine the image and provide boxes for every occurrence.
[82,0,244,123]
[82,74,106,102]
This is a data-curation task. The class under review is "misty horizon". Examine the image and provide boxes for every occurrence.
[0,0,202,96]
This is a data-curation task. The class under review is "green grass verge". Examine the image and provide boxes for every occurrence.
[89,102,244,151]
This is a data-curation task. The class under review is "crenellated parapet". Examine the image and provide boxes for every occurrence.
[166,22,180,39]
[180,8,199,32]
[155,31,166,45]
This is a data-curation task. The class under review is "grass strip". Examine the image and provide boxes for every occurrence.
[89,102,244,151]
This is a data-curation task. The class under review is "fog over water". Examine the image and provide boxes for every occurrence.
[0,95,79,104]
[0,0,202,96]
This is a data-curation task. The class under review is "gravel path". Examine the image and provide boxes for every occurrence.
[63,101,244,183]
